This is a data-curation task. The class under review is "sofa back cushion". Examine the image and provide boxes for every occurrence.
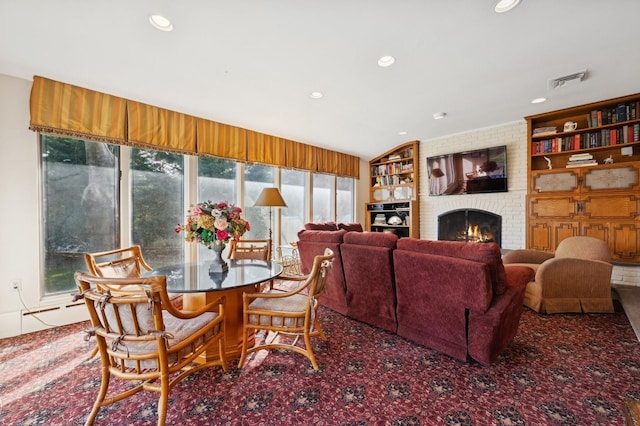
[338,223,364,232]
[304,222,338,231]
[297,229,348,315]
[396,239,509,295]
[341,231,398,332]
[343,230,397,248]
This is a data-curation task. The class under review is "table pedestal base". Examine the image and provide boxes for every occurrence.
[182,285,257,363]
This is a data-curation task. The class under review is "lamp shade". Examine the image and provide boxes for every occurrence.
[254,187,287,208]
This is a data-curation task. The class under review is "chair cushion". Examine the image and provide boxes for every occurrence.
[97,257,141,277]
[104,310,218,369]
[248,293,309,328]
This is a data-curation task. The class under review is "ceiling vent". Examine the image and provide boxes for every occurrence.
[548,70,587,89]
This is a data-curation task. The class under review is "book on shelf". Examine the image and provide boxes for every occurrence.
[566,161,598,168]
[532,126,557,137]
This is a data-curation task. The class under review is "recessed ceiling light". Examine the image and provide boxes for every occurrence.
[398,131,408,136]
[494,0,521,13]
[433,112,446,120]
[309,91,323,99]
[149,14,173,32]
[377,56,396,67]
[531,97,547,104]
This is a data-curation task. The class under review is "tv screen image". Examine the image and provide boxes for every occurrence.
[427,145,508,196]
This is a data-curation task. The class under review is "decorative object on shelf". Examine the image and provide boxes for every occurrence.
[387,215,403,225]
[563,121,578,132]
[374,214,387,225]
[175,200,250,273]
[544,156,552,170]
[253,187,288,253]
[604,155,614,164]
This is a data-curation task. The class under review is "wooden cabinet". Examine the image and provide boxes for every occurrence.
[526,94,640,263]
[367,141,419,238]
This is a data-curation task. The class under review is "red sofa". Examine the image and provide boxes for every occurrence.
[297,229,534,365]
[393,239,534,365]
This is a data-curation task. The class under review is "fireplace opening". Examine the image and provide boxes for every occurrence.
[438,209,502,247]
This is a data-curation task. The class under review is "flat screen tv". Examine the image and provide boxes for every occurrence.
[427,145,508,196]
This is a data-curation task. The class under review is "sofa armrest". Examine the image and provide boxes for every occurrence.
[503,249,554,265]
[503,265,535,289]
[536,257,613,298]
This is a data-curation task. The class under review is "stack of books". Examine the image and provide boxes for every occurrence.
[566,153,598,168]
[532,126,557,137]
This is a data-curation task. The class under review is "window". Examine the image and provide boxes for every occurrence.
[336,176,355,223]
[40,136,356,296]
[312,173,332,222]
[281,169,308,246]
[130,148,184,268]
[244,164,276,240]
[40,135,119,295]
[197,156,238,260]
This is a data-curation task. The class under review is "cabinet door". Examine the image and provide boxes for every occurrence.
[528,195,577,219]
[608,221,640,262]
[528,220,580,251]
[582,163,640,192]
[582,194,639,220]
[531,169,579,194]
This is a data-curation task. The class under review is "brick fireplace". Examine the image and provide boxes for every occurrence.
[438,209,502,246]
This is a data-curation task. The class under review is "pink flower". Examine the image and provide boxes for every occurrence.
[214,218,228,231]
[216,229,229,241]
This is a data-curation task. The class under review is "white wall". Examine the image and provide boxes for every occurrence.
[418,122,640,287]
[0,74,88,339]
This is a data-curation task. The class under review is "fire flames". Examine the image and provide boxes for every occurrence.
[463,224,494,243]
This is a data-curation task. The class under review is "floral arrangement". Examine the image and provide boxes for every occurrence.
[175,201,250,248]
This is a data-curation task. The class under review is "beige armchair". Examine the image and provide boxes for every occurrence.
[502,236,614,313]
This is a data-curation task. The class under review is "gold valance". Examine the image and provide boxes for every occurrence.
[127,101,196,154]
[28,76,359,178]
[197,118,246,161]
[29,76,127,144]
[247,132,287,166]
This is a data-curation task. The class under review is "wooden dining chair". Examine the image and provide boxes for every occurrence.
[84,245,153,277]
[227,239,271,261]
[74,272,227,426]
[238,248,334,371]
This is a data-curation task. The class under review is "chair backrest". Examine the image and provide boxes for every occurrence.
[74,272,169,371]
[227,239,271,261]
[555,236,611,262]
[85,245,153,278]
[306,248,335,299]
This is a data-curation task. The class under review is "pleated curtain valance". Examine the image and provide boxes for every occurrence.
[28,76,359,178]
[29,76,127,144]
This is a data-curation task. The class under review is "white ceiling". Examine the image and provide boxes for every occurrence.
[1,0,639,161]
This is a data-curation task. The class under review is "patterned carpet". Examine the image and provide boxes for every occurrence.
[1,304,639,425]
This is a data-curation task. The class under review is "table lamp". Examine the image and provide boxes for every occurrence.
[253,187,288,244]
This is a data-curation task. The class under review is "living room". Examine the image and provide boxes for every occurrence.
[2,1,640,424]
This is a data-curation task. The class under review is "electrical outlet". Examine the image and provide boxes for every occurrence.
[11,279,21,291]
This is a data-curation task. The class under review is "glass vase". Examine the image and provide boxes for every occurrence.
[208,241,229,274]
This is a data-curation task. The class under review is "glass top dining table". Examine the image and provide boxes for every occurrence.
[146,259,283,293]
